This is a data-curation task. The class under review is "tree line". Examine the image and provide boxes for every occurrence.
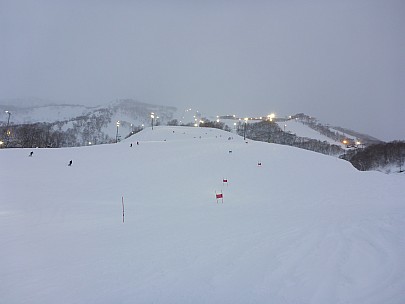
[166,118,232,131]
[0,118,112,148]
[239,120,343,156]
[342,141,405,172]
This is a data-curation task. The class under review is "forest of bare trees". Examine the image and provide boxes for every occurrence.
[239,120,344,156]
[342,141,405,172]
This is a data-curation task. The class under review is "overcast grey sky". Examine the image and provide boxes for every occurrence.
[1,0,404,141]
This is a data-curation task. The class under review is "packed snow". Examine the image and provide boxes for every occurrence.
[276,119,347,147]
[1,126,404,304]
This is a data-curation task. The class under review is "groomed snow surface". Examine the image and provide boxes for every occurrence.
[1,126,404,304]
[276,120,347,147]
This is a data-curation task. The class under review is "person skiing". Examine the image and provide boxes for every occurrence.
[68,160,73,166]
[29,151,33,157]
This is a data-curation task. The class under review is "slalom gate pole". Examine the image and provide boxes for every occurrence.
[122,196,124,223]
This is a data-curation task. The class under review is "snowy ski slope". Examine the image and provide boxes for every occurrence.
[276,119,350,147]
[1,126,404,304]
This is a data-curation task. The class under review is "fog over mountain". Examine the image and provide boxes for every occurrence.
[1,0,404,141]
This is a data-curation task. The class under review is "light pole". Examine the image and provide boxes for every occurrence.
[116,121,120,143]
[267,113,275,122]
[243,117,248,140]
[5,110,11,147]
[343,139,348,148]
[342,139,348,158]
[284,124,287,132]
[151,113,155,130]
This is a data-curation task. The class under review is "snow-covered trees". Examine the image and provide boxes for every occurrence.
[343,141,405,172]
[199,119,231,132]
[239,121,343,156]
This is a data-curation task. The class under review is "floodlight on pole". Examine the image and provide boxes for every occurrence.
[5,110,11,147]
[151,113,155,130]
[116,121,120,143]
[243,117,248,140]
[267,113,275,122]
[343,140,348,148]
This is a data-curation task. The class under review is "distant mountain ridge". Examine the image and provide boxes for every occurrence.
[0,99,177,146]
[0,98,381,148]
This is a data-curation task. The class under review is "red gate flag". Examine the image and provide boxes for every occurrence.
[223,179,228,183]
[216,193,223,199]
